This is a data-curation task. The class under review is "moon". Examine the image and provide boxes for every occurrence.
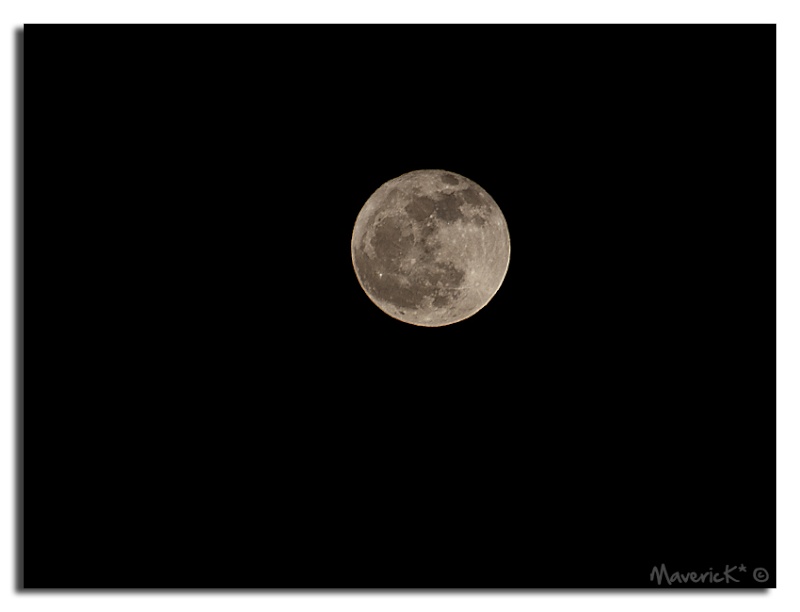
[351,169,510,327]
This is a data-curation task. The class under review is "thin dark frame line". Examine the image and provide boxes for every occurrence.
[15,26,24,593]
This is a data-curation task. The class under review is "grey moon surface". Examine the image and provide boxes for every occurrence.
[351,169,510,327]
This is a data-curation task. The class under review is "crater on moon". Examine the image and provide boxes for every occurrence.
[351,169,510,327]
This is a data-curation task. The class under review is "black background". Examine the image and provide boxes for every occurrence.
[22,25,775,588]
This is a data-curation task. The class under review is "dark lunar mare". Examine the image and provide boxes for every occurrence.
[405,193,465,224]
[354,216,421,310]
[354,189,468,311]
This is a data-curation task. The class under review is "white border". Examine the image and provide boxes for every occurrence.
[1,2,795,611]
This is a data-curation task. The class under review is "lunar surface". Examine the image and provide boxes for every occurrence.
[351,169,510,327]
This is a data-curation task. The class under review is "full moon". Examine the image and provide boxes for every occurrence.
[351,169,510,327]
